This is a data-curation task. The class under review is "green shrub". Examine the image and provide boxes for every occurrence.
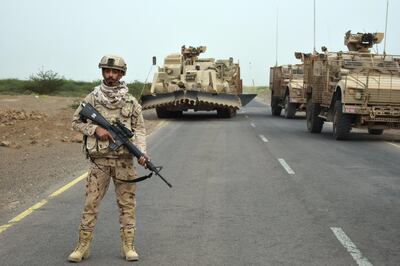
[0,76,148,99]
[27,69,65,95]
[0,79,31,94]
[127,80,150,99]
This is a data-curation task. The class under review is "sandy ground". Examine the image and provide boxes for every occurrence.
[0,95,161,215]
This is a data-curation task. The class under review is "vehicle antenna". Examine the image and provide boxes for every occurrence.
[383,0,389,55]
[275,6,279,66]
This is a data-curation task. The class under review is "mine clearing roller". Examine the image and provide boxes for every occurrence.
[296,31,400,140]
[140,46,257,118]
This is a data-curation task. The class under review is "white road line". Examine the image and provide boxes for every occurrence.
[278,158,295,175]
[387,142,400,149]
[250,122,256,128]
[331,227,373,266]
[259,134,268,142]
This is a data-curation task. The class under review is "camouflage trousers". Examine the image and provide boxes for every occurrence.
[80,157,137,232]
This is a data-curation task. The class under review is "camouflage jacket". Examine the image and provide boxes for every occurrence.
[72,91,147,158]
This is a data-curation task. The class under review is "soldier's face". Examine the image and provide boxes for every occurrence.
[102,68,123,86]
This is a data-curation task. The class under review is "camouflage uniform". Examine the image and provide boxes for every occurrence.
[72,87,146,232]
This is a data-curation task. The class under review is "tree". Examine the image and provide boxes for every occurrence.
[28,69,65,94]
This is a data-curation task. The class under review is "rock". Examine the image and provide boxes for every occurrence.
[0,109,47,123]
[30,140,38,145]
[10,142,22,149]
[8,200,20,209]
[0,141,11,147]
[71,134,83,143]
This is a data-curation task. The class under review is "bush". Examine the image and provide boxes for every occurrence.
[0,75,148,98]
[27,69,65,95]
[0,79,31,95]
[127,80,150,99]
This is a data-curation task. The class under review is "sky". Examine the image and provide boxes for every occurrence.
[0,0,399,86]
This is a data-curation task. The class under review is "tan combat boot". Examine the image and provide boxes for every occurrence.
[120,228,139,261]
[68,230,93,262]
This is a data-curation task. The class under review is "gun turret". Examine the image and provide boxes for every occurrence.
[344,30,384,52]
[181,45,207,61]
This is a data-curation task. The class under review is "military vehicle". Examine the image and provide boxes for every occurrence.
[269,64,306,118]
[296,31,400,140]
[140,46,257,118]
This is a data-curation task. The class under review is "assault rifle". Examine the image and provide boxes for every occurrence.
[79,102,172,188]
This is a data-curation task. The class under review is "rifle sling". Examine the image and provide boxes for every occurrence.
[89,156,153,184]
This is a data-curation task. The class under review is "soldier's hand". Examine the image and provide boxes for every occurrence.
[95,127,115,142]
[138,155,150,168]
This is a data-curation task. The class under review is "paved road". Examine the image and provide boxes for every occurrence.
[1,100,400,265]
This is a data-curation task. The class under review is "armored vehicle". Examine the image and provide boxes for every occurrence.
[269,64,306,118]
[296,31,400,139]
[140,46,257,118]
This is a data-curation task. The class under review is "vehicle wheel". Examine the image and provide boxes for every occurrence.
[156,108,171,118]
[271,95,282,116]
[217,108,236,118]
[217,108,228,118]
[333,100,352,140]
[229,108,237,118]
[306,100,324,133]
[171,111,183,118]
[284,95,297,119]
[368,128,384,135]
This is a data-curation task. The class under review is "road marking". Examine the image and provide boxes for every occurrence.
[387,142,400,149]
[49,172,88,198]
[278,158,295,175]
[0,224,13,234]
[331,227,373,266]
[259,134,269,142]
[250,122,256,128]
[0,172,88,234]
[0,199,48,234]
[8,199,48,223]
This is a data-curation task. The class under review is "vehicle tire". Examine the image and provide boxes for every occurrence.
[306,100,324,133]
[171,110,183,118]
[217,108,236,118]
[229,108,237,118]
[368,128,384,135]
[156,108,171,118]
[217,109,224,118]
[333,100,352,140]
[284,94,297,119]
[271,95,282,116]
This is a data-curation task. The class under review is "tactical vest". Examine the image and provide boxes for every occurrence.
[85,95,139,158]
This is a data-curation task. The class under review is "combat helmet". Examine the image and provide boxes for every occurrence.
[98,55,127,75]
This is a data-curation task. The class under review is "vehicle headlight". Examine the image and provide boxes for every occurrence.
[355,91,362,100]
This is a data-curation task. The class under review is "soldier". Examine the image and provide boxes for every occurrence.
[68,55,148,262]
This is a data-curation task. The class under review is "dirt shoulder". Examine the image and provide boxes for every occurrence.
[0,95,161,217]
